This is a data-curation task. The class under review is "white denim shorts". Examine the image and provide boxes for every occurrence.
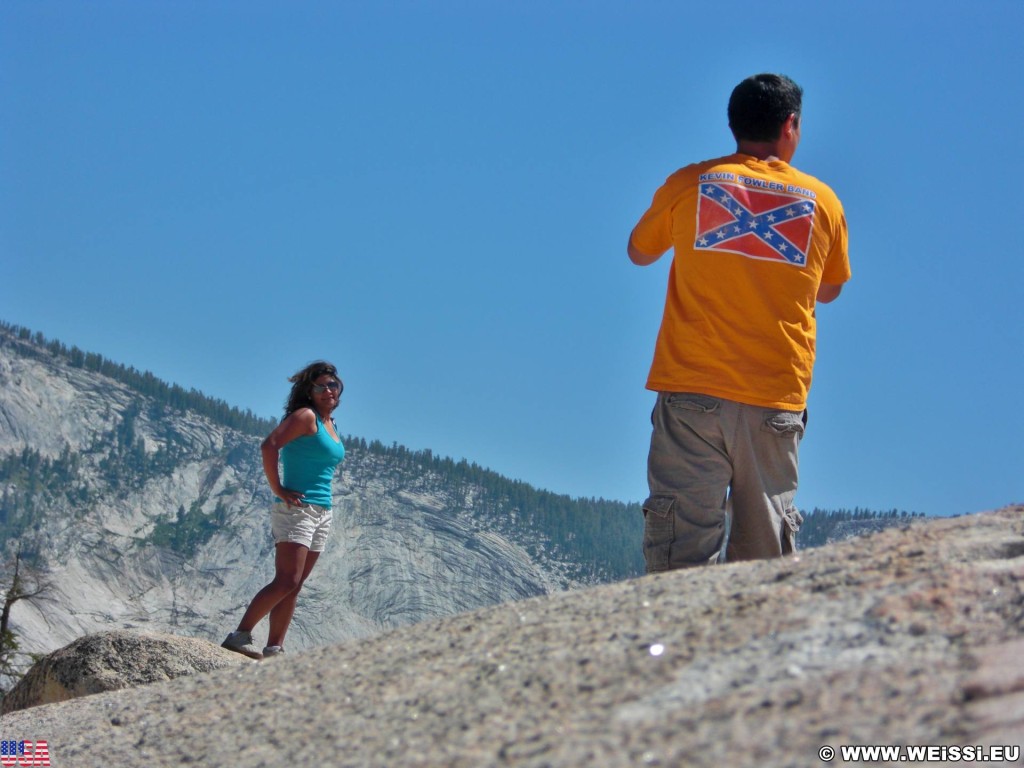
[270,501,333,552]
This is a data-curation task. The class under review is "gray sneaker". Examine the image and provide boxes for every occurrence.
[221,630,263,660]
[262,645,285,658]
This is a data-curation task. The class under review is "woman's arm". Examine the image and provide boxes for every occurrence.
[261,408,317,505]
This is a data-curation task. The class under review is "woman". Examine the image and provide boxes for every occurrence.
[222,361,346,659]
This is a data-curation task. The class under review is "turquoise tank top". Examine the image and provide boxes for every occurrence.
[279,413,346,507]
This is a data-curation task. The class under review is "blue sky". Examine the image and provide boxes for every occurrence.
[2,1,1022,518]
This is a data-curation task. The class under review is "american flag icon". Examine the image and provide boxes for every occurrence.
[0,740,50,767]
[695,181,815,266]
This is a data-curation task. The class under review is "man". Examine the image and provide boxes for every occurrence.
[627,74,850,572]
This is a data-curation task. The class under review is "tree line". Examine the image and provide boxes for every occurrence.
[343,437,646,582]
[0,321,278,437]
[0,320,926,581]
[798,507,925,549]
[0,321,646,581]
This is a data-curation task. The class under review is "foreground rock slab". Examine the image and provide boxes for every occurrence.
[3,507,1023,767]
[1,630,250,715]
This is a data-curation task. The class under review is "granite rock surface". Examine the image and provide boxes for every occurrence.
[3,506,1022,767]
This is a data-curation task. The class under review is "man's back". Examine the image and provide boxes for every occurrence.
[631,152,848,410]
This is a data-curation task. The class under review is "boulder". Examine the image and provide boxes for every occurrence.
[1,629,251,714]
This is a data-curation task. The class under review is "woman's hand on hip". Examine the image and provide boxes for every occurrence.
[278,488,305,507]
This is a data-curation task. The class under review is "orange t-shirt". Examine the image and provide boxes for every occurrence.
[631,153,850,410]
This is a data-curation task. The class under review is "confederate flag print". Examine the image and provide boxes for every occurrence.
[695,180,815,266]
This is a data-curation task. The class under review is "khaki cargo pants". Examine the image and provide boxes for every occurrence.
[642,392,805,572]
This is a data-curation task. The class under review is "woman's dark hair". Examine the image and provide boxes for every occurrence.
[728,74,803,142]
[284,360,342,416]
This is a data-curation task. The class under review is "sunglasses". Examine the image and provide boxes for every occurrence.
[312,381,342,394]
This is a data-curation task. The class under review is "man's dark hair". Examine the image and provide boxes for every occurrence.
[728,74,803,142]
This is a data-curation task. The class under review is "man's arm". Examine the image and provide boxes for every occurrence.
[627,230,662,266]
[816,282,843,304]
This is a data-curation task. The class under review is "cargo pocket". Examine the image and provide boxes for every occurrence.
[761,410,805,438]
[781,506,804,555]
[642,495,675,573]
[643,495,726,570]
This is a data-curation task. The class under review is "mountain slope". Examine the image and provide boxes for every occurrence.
[0,323,643,666]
